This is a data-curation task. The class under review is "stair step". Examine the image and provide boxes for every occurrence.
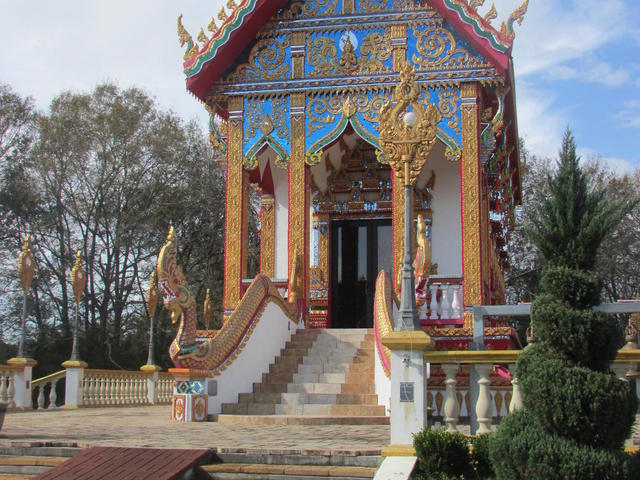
[215,415,390,425]
[238,393,379,405]
[201,463,375,479]
[0,455,68,475]
[221,404,385,416]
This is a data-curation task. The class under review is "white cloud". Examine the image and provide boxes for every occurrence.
[546,60,630,87]
[615,100,640,128]
[513,80,566,159]
[578,147,638,175]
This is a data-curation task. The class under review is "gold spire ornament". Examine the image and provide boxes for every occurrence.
[469,0,485,9]
[71,250,86,304]
[484,4,498,23]
[226,0,238,10]
[147,270,159,318]
[177,14,193,47]
[500,0,529,38]
[207,17,218,33]
[18,234,35,294]
[378,62,441,186]
[203,288,212,330]
[218,7,229,22]
[197,28,210,46]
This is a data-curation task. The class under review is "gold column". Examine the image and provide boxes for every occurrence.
[461,82,483,325]
[391,23,408,294]
[259,194,276,278]
[223,96,245,313]
[290,32,308,322]
[241,171,250,279]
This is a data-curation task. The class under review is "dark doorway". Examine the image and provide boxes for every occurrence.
[330,219,393,328]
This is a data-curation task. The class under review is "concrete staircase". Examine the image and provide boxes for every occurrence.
[217,328,389,425]
[201,447,381,480]
[0,443,82,479]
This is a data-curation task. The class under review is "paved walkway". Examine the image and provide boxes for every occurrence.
[0,406,390,452]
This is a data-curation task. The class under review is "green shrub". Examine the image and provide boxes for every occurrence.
[470,434,494,479]
[413,428,473,479]
[490,410,640,480]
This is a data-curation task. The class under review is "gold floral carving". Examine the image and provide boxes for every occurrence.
[291,32,306,79]
[242,172,250,278]
[437,86,460,136]
[461,82,482,307]
[290,92,308,322]
[410,21,492,71]
[259,195,275,278]
[360,0,425,12]
[306,31,392,77]
[279,0,338,19]
[17,234,35,294]
[226,36,290,83]
[314,214,329,289]
[245,97,290,142]
[224,96,244,311]
[306,91,388,136]
[393,172,405,294]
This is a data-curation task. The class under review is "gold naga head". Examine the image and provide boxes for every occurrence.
[157,226,194,324]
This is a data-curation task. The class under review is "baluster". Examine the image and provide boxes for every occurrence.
[105,376,112,406]
[118,376,124,405]
[37,384,45,409]
[87,376,96,406]
[0,373,7,404]
[442,364,460,433]
[140,377,146,404]
[475,364,493,434]
[100,376,107,406]
[128,376,134,404]
[7,374,15,408]
[451,286,462,319]
[429,285,438,319]
[436,286,443,319]
[508,363,523,414]
[441,286,451,320]
[48,379,59,409]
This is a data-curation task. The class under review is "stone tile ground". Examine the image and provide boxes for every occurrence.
[0,406,390,451]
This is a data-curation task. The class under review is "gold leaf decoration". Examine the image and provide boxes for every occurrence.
[484,4,498,22]
[469,0,485,8]
[207,17,217,33]
[147,270,158,318]
[17,234,35,294]
[71,250,86,304]
[197,28,209,45]
[218,6,229,22]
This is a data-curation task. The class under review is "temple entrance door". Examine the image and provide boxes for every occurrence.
[330,219,392,328]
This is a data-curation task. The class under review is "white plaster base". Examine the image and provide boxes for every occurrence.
[11,366,33,409]
[63,367,85,408]
[374,343,391,416]
[390,349,427,445]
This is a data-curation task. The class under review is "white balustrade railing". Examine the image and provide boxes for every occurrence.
[420,277,463,324]
[425,350,640,434]
[156,373,174,404]
[0,365,20,408]
[32,370,66,410]
[83,370,150,407]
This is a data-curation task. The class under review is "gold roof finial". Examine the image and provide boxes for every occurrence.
[484,4,498,23]
[71,250,86,304]
[342,97,357,118]
[218,7,229,22]
[469,0,485,9]
[18,234,35,294]
[207,17,218,33]
[226,0,238,10]
[177,14,193,47]
[500,0,529,38]
[203,288,212,330]
[147,270,159,318]
[197,28,210,46]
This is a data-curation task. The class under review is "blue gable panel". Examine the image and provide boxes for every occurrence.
[243,96,291,165]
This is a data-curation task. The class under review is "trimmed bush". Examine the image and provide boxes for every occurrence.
[470,434,494,479]
[413,428,473,479]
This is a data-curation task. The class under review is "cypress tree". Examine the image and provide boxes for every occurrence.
[490,130,640,479]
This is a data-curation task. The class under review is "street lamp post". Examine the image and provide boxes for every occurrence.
[379,63,441,331]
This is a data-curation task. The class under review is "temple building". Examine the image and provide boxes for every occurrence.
[178,0,523,346]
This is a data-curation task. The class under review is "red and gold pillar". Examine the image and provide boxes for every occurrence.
[223,96,248,316]
[460,82,484,328]
[289,32,309,323]
[391,22,408,295]
[259,194,275,278]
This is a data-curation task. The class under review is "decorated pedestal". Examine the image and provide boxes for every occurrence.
[169,369,215,422]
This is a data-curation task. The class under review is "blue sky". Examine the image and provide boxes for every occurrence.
[0,0,638,173]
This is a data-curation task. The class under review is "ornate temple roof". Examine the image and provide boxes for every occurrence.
[179,0,528,101]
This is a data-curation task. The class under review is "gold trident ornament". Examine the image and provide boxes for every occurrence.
[147,270,159,318]
[18,234,35,294]
[71,250,86,304]
[203,288,212,330]
[378,62,441,186]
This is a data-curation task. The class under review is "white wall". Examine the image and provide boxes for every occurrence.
[418,142,463,277]
[273,164,289,279]
[208,302,301,414]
